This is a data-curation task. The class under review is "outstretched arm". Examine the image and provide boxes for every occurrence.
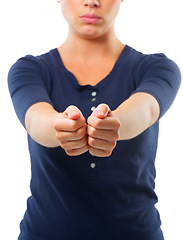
[25,103,88,155]
[25,92,159,156]
[87,92,160,157]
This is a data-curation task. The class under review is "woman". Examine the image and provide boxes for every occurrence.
[8,0,181,239]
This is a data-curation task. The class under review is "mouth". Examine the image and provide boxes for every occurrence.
[80,14,102,24]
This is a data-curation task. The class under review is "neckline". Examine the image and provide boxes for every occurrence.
[53,45,131,90]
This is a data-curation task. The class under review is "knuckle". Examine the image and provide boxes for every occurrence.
[116,131,120,140]
[56,131,62,140]
[105,150,112,157]
[53,121,60,131]
[112,132,119,141]
[60,141,67,149]
[77,126,86,139]
[107,140,116,151]
[80,136,87,147]
[111,141,116,149]
[65,150,74,156]
[70,118,85,131]
[81,116,86,124]
[88,116,101,128]
[89,147,96,156]
[89,148,94,156]
[117,122,121,130]
[88,126,97,137]
[88,137,95,147]
[115,120,121,130]
[95,118,102,127]
[70,121,78,131]
[53,121,58,130]
[56,131,66,142]
[55,132,59,140]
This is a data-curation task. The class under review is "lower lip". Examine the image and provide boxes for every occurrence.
[80,17,101,24]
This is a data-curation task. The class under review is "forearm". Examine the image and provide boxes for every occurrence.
[25,102,60,147]
[113,93,160,140]
[24,93,160,150]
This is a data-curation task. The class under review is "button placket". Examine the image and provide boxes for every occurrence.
[91,91,97,112]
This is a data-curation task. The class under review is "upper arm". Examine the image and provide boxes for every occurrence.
[133,54,181,120]
[8,56,53,127]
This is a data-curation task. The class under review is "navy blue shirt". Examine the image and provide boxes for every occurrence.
[8,45,181,240]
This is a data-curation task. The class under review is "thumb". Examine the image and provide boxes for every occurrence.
[92,104,111,119]
[64,105,83,120]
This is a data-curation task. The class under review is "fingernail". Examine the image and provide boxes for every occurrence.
[96,110,107,118]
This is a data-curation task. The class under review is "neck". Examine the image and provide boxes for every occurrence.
[59,27,124,62]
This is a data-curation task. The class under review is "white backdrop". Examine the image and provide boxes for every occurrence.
[0,0,182,239]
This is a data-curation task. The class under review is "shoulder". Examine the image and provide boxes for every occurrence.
[134,46,180,73]
[8,49,60,88]
[9,49,58,76]
[129,46,181,118]
[127,46,181,83]
[120,46,171,73]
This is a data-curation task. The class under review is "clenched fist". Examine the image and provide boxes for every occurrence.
[54,104,120,157]
[54,106,88,156]
[87,104,121,157]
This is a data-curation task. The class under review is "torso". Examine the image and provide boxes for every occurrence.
[11,46,165,239]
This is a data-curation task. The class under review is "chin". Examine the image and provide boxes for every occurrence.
[78,26,104,40]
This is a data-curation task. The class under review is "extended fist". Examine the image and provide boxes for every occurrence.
[87,104,120,157]
[54,104,120,157]
[54,106,88,156]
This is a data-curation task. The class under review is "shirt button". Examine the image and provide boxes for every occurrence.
[90,163,96,168]
[91,91,97,97]
[92,98,96,102]
[91,106,96,112]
